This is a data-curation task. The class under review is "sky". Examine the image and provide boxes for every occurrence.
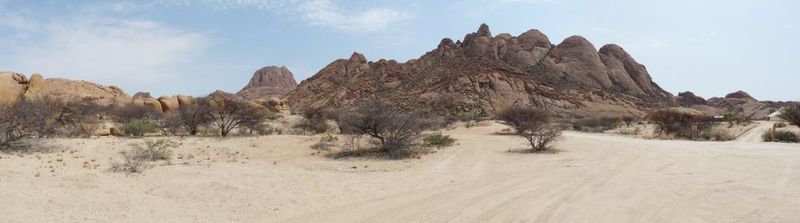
[0,0,797,101]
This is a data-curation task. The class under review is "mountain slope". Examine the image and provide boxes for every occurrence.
[287,24,675,117]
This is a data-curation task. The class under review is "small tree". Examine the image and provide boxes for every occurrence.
[337,101,425,159]
[495,106,562,152]
[779,104,800,127]
[208,96,267,137]
[178,98,212,136]
[0,99,59,149]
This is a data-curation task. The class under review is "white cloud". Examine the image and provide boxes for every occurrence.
[298,0,410,33]
[1,14,209,92]
[161,0,411,33]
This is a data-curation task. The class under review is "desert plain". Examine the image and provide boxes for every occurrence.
[2,121,799,223]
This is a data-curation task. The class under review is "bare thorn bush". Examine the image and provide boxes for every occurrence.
[496,106,563,153]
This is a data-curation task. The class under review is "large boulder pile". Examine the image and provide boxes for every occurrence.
[286,24,676,117]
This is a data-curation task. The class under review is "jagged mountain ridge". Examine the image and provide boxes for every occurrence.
[286,24,676,117]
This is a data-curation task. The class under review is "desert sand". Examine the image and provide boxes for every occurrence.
[2,122,800,222]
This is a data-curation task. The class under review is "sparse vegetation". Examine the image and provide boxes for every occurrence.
[571,117,621,133]
[496,106,562,152]
[456,111,479,128]
[0,98,61,150]
[207,96,268,137]
[779,104,800,127]
[337,101,425,159]
[297,107,332,134]
[423,132,456,148]
[111,139,178,173]
[178,97,213,136]
[647,109,713,139]
[120,119,160,137]
[762,130,799,143]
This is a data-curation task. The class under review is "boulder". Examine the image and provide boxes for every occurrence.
[22,74,48,100]
[157,96,180,113]
[0,72,26,105]
[725,90,756,100]
[177,95,193,107]
[142,98,163,113]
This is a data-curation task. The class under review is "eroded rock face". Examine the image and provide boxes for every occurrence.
[235,66,298,100]
[286,24,677,117]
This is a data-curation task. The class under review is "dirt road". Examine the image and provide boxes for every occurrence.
[1,123,799,222]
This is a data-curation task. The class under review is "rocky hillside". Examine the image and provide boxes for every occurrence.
[1,72,130,106]
[236,66,297,100]
[287,24,675,117]
[676,90,789,119]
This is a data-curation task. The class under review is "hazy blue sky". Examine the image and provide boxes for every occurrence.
[0,0,797,101]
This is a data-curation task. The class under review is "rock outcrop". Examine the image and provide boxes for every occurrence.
[235,66,297,100]
[678,90,789,119]
[287,24,675,117]
[676,91,707,107]
[0,72,130,106]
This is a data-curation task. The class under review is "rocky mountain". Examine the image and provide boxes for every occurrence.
[1,72,130,106]
[236,66,297,100]
[676,90,789,119]
[286,24,675,117]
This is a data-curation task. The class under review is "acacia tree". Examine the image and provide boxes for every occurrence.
[780,104,800,127]
[207,96,266,137]
[496,106,562,152]
[337,101,425,159]
[178,97,213,135]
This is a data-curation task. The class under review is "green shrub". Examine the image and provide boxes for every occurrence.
[120,119,159,137]
[762,130,799,143]
[456,111,479,128]
[571,117,621,133]
[779,104,800,127]
[423,132,456,148]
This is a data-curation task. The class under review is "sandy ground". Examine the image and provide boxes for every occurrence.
[2,122,800,222]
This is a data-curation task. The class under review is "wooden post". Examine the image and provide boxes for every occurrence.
[772,123,777,142]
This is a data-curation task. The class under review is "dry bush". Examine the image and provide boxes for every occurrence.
[571,117,622,132]
[700,127,736,141]
[178,97,213,136]
[296,107,333,134]
[111,139,177,173]
[423,132,456,148]
[456,111,479,128]
[0,98,61,150]
[775,122,788,128]
[762,130,799,143]
[780,104,800,127]
[648,109,713,139]
[311,134,338,151]
[496,106,562,152]
[111,104,162,124]
[207,96,268,137]
[336,101,426,159]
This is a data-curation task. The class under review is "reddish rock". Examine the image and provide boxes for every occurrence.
[235,66,298,100]
[286,24,678,117]
[725,90,755,100]
[676,91,707,107]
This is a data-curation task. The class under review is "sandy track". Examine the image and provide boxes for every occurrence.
[2,123,800,222]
